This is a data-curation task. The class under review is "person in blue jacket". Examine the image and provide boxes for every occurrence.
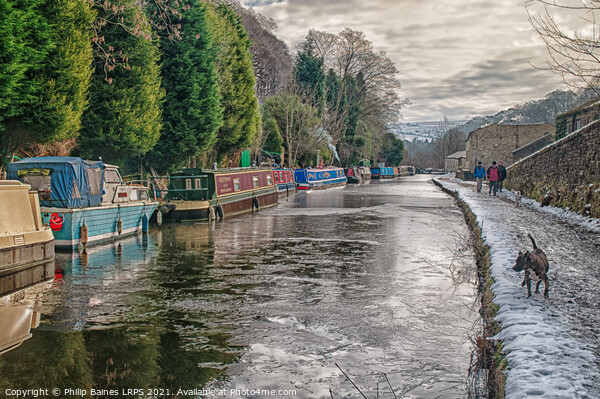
[473,161,486,193]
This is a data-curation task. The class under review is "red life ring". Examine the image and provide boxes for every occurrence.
[49,213,63,231]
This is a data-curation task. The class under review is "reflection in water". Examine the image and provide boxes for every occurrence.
[0,176,478,398]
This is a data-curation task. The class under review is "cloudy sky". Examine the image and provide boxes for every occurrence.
[240,0,585,122]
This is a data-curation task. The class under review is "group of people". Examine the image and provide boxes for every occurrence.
[473,160,507,196]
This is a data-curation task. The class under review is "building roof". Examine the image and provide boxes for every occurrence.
[445,150,466,159]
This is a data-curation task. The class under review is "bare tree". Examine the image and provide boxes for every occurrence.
[262,83,327,168]
[306,28,407,148]
[528,0,600,94]
[209,0,294,101]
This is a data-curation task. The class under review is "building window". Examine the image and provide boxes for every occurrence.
[576,120,581,130]
[234,178,241,191]
[253,176,259,188]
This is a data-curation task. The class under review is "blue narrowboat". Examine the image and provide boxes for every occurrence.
[6,157,158,250]
[294,167,347,190]
[370,166,395,179]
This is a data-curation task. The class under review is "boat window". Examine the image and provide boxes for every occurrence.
[267,175,272,185]
[253,176,259,188]
[104,169,121,183]
[138,189,148,200]
[274,173,279,183]
[186,179,192,190]
[194,179,201,190]
[72,179,82,199]
[87,168,103,195]
[21,174,52,198]
[234,178,241,191]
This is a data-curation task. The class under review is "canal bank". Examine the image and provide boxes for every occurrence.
[435,175,600,399]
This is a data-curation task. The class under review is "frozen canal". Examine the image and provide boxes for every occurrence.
[0,175,479,398]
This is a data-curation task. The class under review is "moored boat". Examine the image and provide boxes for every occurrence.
[272,168,296,197]
[6,157,158,250]
[344,167,362,184]
[370,166,395,179]
[0,181,54,295]
[294,167,347,190]
[156,167,278,222]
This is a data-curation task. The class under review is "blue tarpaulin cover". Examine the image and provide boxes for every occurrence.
[6,157,105,208]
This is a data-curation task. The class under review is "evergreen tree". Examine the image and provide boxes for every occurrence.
[295,37,325,113]
[206,4,260,162]
[0,0,52,165]
[148,1,221,173]
[36,0,94,142]
[78,0,164,164]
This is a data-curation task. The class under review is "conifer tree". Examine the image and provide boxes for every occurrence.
[0,0,52,165]
[78,0,164,164]
[148,1,221,173]
[206,4,260,162]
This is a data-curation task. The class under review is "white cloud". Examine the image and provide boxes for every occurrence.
[242,0,585,121]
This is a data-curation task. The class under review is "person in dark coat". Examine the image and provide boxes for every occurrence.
[498,160,507,192]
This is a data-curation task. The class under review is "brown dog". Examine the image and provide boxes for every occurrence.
[513,234,550,298]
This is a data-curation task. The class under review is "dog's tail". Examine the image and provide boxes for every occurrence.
[528,233,538,249]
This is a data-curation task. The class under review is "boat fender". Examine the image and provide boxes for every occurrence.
[117,218,123,235]
[156,210,163,225]
[49,213,63,231]
[142,214,149,232]
[216,205,224,220]
[80,222,88,245]
[209,206,216,221]
[252,197,259,211]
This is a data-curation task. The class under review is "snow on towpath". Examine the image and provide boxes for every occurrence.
[434,175,600,399]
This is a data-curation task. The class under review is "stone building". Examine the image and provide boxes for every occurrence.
[465,123,555,169]
[444,150,466,172]
[555,97,600,139]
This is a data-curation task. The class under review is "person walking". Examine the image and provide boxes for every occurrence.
[487,161,500,196]
[473,161,486,193]
[498,160,507,192]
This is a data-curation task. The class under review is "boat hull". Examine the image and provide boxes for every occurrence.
[41,201,158,250]
[294,168,347,190]
[370,167,395,179]
[158,187,279,222]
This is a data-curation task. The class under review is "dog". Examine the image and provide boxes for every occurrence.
[512,233,550,298]
[515,191,522,207]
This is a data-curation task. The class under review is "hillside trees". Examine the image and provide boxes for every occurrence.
[0,0,93,166]
[148,1,221,173]
[206,4,260,164]
[77,0,164,164]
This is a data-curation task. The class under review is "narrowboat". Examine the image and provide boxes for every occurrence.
[0,181,54,295]
[370,166,395,179]
[6,157,158,250]
[344,167,362,184]
[294,167,347,190]
[272,168,296,197]
[156,168,278,222]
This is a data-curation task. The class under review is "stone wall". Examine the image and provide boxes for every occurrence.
[505,120,600,218]
[512,133,554,161]
[465,123,555,170]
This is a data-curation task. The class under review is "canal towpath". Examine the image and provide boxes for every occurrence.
[435,175,600,399]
